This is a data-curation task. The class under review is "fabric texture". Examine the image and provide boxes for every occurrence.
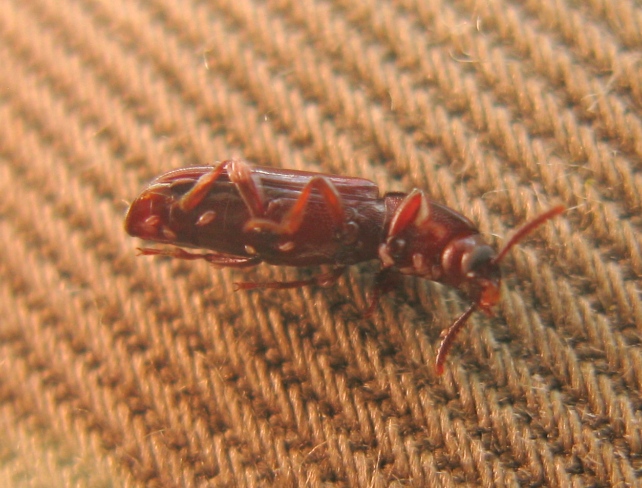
[1,0,641,486]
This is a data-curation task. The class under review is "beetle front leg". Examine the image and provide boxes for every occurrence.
[243,176,346,236]
[387,189,430,236]
[365,268,402,317]
[378,190,432,270]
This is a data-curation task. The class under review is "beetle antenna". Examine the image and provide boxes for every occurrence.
[492,205,564,265]
[435,206,564,375]
[435,302,477,375]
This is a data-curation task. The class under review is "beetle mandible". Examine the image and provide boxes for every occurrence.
[125,160,563,374]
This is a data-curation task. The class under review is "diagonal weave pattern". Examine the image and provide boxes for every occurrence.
[1,0,641,486]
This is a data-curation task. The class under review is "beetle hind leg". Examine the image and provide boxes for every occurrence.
[137,247,261,268]
[178,161,229,212]
[234,266,346,291]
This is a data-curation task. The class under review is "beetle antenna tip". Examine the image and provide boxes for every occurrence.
[493,205,564,265]
[435,302,477,375]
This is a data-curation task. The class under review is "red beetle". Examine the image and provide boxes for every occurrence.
[125,160,563,374]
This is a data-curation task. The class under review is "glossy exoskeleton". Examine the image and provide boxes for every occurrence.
[125,160,563,374]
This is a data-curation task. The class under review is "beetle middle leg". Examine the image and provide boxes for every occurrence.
[235,176,352,291]
[243,176,347,236]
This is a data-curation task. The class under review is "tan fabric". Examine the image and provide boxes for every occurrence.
[1,0,640,486]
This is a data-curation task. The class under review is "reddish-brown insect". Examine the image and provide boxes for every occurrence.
[125,160,563,374]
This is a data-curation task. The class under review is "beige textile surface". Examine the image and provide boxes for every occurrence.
[1,0,641,486]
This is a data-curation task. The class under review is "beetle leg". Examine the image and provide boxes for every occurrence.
[177,161,230,212]
[387,189,430,238]
[244,176,346,236]
[378,190,431,268]
[137,247,261,268]
[234,266,346,291]
[227,159,266,217]
[177,159,266,216]
[364,268,402,317]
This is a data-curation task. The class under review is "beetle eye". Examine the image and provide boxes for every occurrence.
[387,237,406,259]
[461,245,496,277]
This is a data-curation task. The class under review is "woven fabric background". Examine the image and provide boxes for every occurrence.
[1,0,641,486]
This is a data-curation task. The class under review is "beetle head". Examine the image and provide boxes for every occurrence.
[441,234,501,314]
[435,205,565,374]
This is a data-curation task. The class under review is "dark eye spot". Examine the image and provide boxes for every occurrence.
[342,221,359,244]
[387,238,406,260]
[462,245,495,276]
